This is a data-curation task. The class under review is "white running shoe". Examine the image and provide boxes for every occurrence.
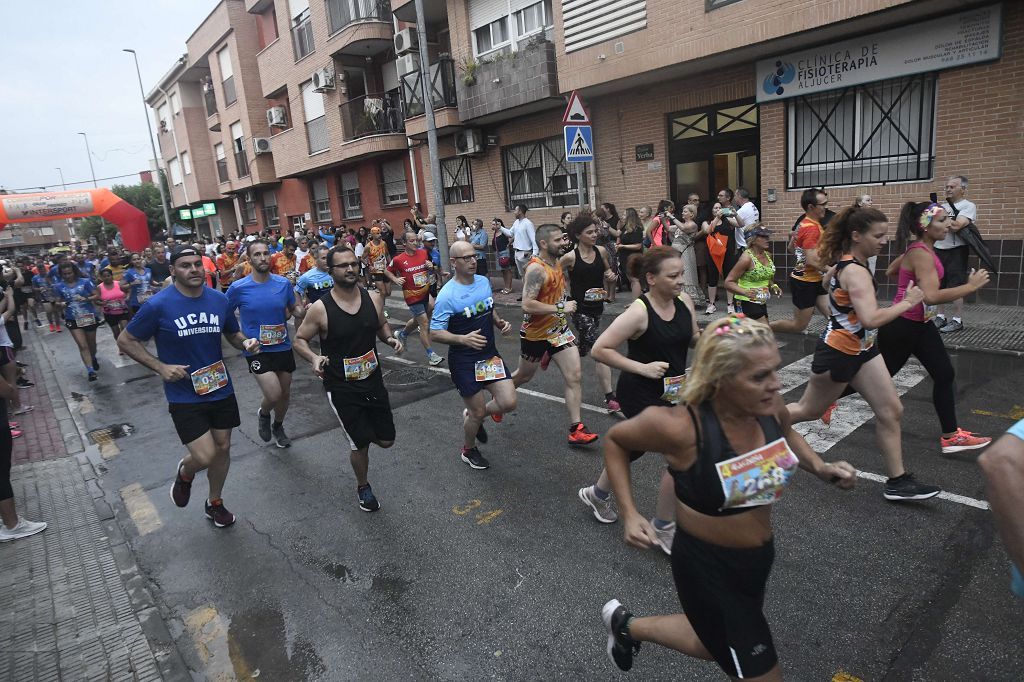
[0,517,47,542]
[578,486,618,523]
[651,519,675,556]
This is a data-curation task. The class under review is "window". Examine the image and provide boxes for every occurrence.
[157,104,169,131]
[243,194,258,224]
[380,159,408,205]
[291,215,307,232]
[168,158,182,186]
[181,151,192,175]
[340,171,362,219]
[169,91,181,115]
[327,0,387,33]
[262,190,280,228]
[516,1,552,36]
[441,157,473,204]
[231,121,250,178]
[503,137,587,208]
[301,80,328,153]
[787,74,936,188]
[311,177,331,222]
[473,17,509,56]
[218,47,237,105]
[214,143,229,183]
[289,0,315,61]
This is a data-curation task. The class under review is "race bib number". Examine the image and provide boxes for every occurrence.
[793,248,806,276]
[716,437,799,510]
[754,287,770,303]
[190,360,229,396]
[861,328,878,350]
[412,271,429,287]
[104,301,127,314]
[138,291,152,304]
[74,312,96,327]
[553,328,576,347]
[584,287,606,302]
[922,304,937,321]
[258,323,288,346]
[660,375,685,404]
[343,349,378,381]
[474,356,507,382]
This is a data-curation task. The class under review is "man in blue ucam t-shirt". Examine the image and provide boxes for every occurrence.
[429,241,516,471]
[227,239,303,449]
[119,246,259,529]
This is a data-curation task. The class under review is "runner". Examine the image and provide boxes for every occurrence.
[385,231,444,366]
[724,226,780,322]
[786,206,942,501]
[293,246,403,512]
[31,258,60,332]
[429,241,517,470]
[0,367,45,542]
[584,247,701,554]
[269,238,301,287]
[511,224,599,445]
[363,227,392,297]
[118,246,259,528]
[0,280,31,420]
[216,240,243,293]
[120,253,155,316]
[770,189,830,334]
[876,201,991,453]
[52,261,101,382]
[295,244,334,307]
[560,212,621,412]
[97,268,131,342]
[227,240,304,449]
[600,314,856,678]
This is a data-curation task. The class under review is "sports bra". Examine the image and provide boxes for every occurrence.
[670,402,798,516]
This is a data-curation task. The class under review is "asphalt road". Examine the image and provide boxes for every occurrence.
[41,297,1024,681]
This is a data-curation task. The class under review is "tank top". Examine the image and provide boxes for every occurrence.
[99,281,128,315]
[520,256,569,342]
[616,294,693,405]
[671,402,797,516]
[822,256,877,356]
[734,251,775,303]
[894,242,943,323]
[320,288,385,393]
[568,246,606,316]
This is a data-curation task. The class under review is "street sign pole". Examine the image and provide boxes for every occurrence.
[562,91,593,211]
[576,164,584,210]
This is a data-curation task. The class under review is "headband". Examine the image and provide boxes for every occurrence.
[713,313,751,336]
[919,203,943,230]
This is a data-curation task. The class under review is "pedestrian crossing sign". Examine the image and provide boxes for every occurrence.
[564,125,593,162]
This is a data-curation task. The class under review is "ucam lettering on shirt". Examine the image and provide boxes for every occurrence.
[173,311,222,336]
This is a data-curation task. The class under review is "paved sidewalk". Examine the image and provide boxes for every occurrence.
[0,328,180,681]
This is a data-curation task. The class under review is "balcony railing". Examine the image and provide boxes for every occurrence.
[222,76,237,106]
[234,149,250,178]
[340,91,404,140]
[204,88,217,116]
[292,14,315,60]
[400,56,457,119]
[326,0,391,33]
[216,158,229,183]
[306,115,329,153]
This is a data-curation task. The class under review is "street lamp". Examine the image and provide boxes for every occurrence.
[77,132,98,188]
[55,167,67,190]
[123,48,173,235]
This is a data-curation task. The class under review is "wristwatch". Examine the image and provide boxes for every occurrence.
[556,301,565,313]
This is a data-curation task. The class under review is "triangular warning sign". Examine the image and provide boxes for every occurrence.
[562,90,590,124]
[569,128,592,157]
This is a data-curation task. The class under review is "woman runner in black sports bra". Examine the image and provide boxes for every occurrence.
[599,315,856,680]
[580,247,700,554]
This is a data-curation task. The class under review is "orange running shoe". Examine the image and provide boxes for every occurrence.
[568,422,599,445]
[940,428,991,454]
[820,402,838,426]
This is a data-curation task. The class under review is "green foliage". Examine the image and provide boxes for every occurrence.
[78,216,119,244]
[110,180,166,236]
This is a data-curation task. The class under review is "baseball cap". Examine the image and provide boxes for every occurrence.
[170,245,201,264]
[422,231,437,241]
[749,225,771,238]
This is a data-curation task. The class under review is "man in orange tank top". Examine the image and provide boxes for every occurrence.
[511,224,599,445]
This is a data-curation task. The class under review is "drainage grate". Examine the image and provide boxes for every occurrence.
[86,423,135,444]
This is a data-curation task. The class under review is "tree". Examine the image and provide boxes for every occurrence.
[78,216,119,245]
[78,180,169,247]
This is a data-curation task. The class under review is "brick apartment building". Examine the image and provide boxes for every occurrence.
[150,0,1021,303]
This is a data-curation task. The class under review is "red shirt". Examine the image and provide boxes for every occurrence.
[387,249,431,305]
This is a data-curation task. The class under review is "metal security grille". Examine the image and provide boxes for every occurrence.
[441,157,473,204]
[503,137,587,208]
[787,74,936,188]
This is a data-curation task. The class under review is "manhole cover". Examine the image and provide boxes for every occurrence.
[382,367,435,386]
[86,423,135,444]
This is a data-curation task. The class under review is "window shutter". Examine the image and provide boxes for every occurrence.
[468,0,509,29]
[301,81,325,121]
[217,47,233,79]
[562,0,647,53]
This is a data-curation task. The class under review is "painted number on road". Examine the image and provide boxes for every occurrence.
[452,499,503,525]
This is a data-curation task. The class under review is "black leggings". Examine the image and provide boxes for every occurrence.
[1,419,12,501]
[877,316,958,433]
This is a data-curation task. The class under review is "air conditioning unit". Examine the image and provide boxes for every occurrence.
[394,28,418,56]
[266,106,287,127]
[455,128,483,156]
[253,137,271,155]
[396,53,420,76]
[312,66,335,92]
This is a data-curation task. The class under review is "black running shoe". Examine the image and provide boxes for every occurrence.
[16,378,34,388]
[358,484,380,512]
[92,356,100,371]
[272,423,291,448]
[460,447,490,470]
[602,599,640,672]
[256,409,272,442]
[170,459,192,508]
[883,472,941,501]
[204,500,236,528]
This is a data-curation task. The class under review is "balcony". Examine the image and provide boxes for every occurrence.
[234,149,250,178]
[401,56,457,118]
[340,92,404,140]
[326,0,390,33]
[306,115,329,153]
[292,13,315,61]
[222,76,237,107]
[456,39,560,124]
[216,158,230,184]
[204,88,217,116]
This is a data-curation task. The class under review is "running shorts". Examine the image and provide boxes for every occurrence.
[671,528,778,679]
[810,338,880,384]
[326,388,396,450]
[369,272,387,283]
[104,312,131,329]
[168,395,241,445]
[450,354,509,398]
[64,318,101,332]
[616,374,675,462]
[407,300,428,317]
[936,246,969,289]
[570,312,602,357]
[520,335,576,363]
[247,350,296,375]
[789,278,826,310]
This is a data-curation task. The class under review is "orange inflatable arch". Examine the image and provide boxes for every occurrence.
[0,188,151,252]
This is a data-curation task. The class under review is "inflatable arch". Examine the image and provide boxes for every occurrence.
[0,188,151,252]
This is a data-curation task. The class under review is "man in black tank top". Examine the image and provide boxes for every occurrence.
[294,246,404,513]
[561,214,621,413]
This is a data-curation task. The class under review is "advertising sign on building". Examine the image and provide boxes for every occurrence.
[755,4,1002,102]
[179,209,192,220]
[202,202,216,215]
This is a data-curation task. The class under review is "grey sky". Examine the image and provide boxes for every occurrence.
[0,0,216,193]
